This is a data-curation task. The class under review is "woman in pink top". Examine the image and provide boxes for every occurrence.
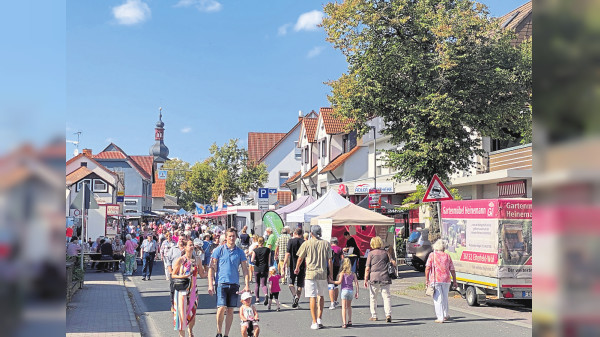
[124,234,138,276]
[425,240,457,323]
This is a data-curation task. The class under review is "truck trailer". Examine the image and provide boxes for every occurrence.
[440,199,532,306]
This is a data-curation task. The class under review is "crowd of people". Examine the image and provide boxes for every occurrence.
[67,213,457,336]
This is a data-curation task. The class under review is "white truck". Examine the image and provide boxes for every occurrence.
[440,199,532,306]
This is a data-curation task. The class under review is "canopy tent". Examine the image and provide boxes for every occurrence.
[286,189,351,224]
[194,210,228,218]
[176,208,187,215]
[311,203,396,260]
[275,195,315,222]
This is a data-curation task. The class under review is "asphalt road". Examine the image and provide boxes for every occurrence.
[127,261,531,337]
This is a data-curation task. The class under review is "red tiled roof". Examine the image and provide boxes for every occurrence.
[248,132,287,164]
[66,152,117,177]
[66,166,93,186]
[302,164,318,178]
[281,171,301,187]
[130,156,153,176]
[257,121,302,163]
[152,171,166,198]
[301,117,318,144]
[130,155,167,198]
[320,146,361,174]
[319,107,353,135]
[277,191,292,206]
[93,151,127,159]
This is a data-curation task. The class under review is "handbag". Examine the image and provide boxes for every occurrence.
[173,277,190,291]
[425,253,436,297]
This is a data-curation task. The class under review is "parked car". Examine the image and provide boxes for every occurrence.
[405,229,432,272]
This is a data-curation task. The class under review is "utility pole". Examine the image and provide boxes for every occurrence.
[370,125,377,189]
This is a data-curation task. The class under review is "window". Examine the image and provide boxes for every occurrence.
[80,162,87,167]
[294,141,301,160]
[320,187,326,196]
[321,140,327,158]
[376,166,382,176]
[93,179,108,193]
[279,172,289,188]
[76,179,91,192]
[303,190,309,196]
[304,146,309,163]
[342,136,348,153]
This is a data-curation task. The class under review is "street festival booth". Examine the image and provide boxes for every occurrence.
[311,203,395,279]
[275,195,315,223]
[286,189,351,229]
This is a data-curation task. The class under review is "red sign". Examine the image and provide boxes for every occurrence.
[337,184,348,195]
[422,174,454,202]
[460,251,498,264]
[368,188,381,209]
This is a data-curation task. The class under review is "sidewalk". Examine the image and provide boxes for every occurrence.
[66,270,142,337]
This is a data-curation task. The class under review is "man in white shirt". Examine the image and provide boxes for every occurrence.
[140,234,158,281]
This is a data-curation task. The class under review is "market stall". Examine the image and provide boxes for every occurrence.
[275,195,315,223]
[286,190,351,226]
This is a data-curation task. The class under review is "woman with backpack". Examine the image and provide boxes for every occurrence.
[328,237,343,309]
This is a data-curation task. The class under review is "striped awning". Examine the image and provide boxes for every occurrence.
[498,180,526,198]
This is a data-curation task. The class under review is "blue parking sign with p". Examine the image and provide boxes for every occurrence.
[258,188,268,199]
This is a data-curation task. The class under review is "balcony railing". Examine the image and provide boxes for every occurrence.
[489,143,532,172]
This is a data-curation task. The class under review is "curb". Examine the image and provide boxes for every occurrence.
[115,273,143,337]
[123,274,161,337]
[390,291,532,329]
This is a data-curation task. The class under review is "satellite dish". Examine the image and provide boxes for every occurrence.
[74,148,79,156]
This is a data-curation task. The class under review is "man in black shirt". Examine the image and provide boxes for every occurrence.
[284,228,305,308]
[99,238,114,272]
[343,231,361,273]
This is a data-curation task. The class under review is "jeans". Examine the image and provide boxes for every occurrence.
[125,252,136,274]
[432,283,450,321]
[142,252,156,278]
[368,282,392,318]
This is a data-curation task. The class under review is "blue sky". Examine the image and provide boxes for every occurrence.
[65,0,527,163]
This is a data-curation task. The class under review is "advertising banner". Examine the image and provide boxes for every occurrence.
[262,211,284,240]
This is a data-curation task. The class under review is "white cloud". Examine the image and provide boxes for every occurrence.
[294,10,324,32]
[175,0,222,13]
[181,127,192,133]
[307,46,324,58]
[278,23,291,36]
[112,0,151,25]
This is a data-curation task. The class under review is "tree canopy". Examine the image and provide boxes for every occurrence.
[323,0,532,184]
[163,139,268,210]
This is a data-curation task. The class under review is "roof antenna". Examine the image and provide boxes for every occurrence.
[67,131,82,157]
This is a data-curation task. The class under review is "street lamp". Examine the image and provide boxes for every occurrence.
[370,125,376,189]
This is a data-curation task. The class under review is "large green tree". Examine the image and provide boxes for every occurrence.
[162,158,191,203]
[207,139,269,204]
[323,0,532,184]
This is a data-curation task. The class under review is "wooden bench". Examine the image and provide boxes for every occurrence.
[87,259,121,272]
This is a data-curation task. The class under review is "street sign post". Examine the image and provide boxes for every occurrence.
[157,170,168,180]
[258,188,269,210]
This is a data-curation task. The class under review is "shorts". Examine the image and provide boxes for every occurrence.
[341,289,354,300]
[328,283,338,290]
[269,292,279,300]
[216,283,240,308]
[304,279,328,298]
[288,268,305,288]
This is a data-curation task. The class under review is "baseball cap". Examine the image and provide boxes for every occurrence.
[311,225,322,238]
[240,292,252,301]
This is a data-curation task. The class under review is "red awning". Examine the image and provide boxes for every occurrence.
[196,210,228,218]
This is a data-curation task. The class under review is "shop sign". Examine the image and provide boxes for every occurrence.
[368,188,381,209]
[106,205,120,215]
[354,182,394,194]
[124,199,137,206]
[337,184,348,195]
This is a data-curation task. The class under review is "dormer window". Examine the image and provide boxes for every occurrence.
[93,179,108,193]
[80,162,88,167]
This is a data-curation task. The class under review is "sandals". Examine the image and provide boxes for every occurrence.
[347,321,352,327]
[342,324,347,328]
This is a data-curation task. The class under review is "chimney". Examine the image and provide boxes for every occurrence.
[298,110,303,122]
[83,149,92,156]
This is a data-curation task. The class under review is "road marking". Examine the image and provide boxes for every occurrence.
[392,294,532,329]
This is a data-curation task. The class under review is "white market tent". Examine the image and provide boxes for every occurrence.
[275,195,315,223]
[311,203,397,264]
[286,189,351,224]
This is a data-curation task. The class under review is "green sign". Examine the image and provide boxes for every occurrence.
[262,211,284,240]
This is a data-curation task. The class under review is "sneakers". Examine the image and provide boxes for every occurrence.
[386,316,392,323]
[141,277,146,281]
[334,301,339,307]
[328,303,336,310]
[310,323,319,330]
[292,296,299,308]
[263,297,269,305]
[317,318,323,328]
[216,333,223,337]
